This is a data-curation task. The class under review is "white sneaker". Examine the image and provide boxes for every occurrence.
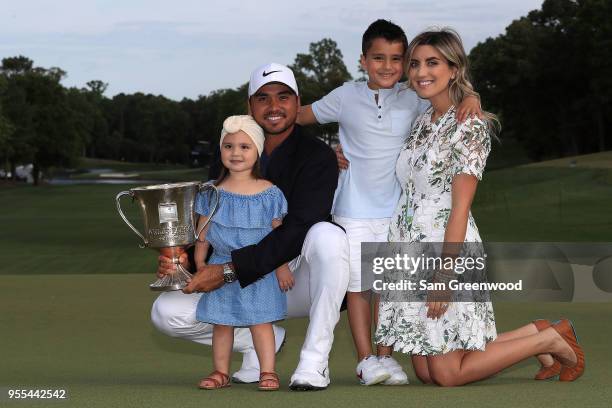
[378,355,409,385]
[231,326,286,383]
[289,361,330,391]
[356,355,391,385]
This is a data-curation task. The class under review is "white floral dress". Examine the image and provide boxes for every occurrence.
[375,106,497,355]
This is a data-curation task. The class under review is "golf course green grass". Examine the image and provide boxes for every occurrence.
[1,275,610,407]
[1,163,609,277]
[474,166,612,241]
[1,159,610,407]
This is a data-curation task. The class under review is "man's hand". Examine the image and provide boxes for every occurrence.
[275,264,294,292]
[335,144,349,170]
[456,95,483,123]
[157,253,190,278]
[182,264,224,294]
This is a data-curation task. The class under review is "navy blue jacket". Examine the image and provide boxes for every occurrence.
[227,125,338,287]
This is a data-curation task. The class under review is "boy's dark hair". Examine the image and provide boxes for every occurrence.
[362,19,408,56]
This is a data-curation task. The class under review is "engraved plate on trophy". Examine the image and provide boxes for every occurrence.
[158,203,179,224]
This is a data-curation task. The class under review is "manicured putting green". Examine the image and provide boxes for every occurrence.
[1,274,610,408]
[1,159,610,407]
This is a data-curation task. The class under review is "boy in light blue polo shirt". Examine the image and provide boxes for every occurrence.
[298,19,481,386]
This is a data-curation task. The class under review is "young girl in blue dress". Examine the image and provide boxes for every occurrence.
[194,115,291,391]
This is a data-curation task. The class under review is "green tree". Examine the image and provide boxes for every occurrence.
[291,38,352,103]
[1,56,33,76]
[290,38,352,145]
[78,81,110,158]
[0,57,35,180]
[86,80,108,96]
[0,108,15,176]
[180,84,249,164]
[576,0,612,151]
[0,75,15,174]
[0,56,86,184]
[101,93,192,164]
[469,0,611,161]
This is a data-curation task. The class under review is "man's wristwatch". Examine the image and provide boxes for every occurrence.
[222,263,236,283]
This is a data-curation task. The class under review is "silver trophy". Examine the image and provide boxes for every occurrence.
[116,181,219,291]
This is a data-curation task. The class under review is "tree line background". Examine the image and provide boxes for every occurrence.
[0,0,609,185]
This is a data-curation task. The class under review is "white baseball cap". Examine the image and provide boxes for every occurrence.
[248,63,299,97]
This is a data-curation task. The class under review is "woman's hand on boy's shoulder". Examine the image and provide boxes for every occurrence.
[456,95,483,123]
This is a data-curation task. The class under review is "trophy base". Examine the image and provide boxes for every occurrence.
[149,263,193,292]
[149,281,187,292]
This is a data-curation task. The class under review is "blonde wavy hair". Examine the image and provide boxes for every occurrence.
[406,28,500,134]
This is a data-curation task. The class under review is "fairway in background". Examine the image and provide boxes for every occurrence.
[1,155,611,407]
[1,160,611,275]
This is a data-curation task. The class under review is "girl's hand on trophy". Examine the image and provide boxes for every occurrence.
[156,256,175,278]
[156,253,189,278]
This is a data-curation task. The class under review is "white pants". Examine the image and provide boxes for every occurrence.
[332,215,390,292]
[151,222,349,368]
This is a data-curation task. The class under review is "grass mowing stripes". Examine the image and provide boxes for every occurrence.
[1,166,610,276]
[0,274,610,408]
[1,161,611,407]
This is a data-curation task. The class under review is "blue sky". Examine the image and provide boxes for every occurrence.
[0,0,543,100]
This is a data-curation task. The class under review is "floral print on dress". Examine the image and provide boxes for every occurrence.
[376,106,497,355]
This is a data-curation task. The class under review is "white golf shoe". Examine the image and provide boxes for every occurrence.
[378,355,409,385]
[289,361,330,391]
[356,355,391,385]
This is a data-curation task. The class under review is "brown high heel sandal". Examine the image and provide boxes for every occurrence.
[198,370,231,390]
[552,319,585,381]
[532,319,562,380]
[258,371,280,391]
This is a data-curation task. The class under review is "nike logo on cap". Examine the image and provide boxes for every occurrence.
[263,70,281,77]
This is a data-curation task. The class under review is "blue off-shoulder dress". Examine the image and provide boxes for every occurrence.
[194,185,288,327]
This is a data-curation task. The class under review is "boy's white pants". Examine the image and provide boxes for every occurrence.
[151,222,349,370]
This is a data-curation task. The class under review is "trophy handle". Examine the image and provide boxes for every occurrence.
[194,183,220,241]
[116,190,148,248]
